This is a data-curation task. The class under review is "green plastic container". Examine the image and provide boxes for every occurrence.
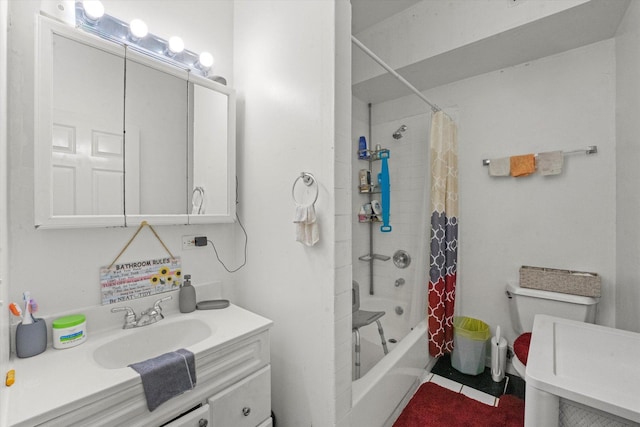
[451,316,490,375]
[52,314,87,349]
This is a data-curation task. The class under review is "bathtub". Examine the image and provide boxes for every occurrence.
[351,297,435,427]
[352,297,411,377]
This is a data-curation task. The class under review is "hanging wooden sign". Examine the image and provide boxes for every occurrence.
[100,256,181,305]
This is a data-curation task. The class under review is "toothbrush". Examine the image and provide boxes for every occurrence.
[8,302,22,318]
[22,292,33,325]
[28,298,38,322]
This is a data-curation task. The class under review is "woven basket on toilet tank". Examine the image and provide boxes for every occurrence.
[519,265,601,298]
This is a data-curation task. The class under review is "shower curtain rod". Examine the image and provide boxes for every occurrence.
[351,35,441,113]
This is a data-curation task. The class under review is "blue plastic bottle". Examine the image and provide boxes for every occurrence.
[358,136,369,159]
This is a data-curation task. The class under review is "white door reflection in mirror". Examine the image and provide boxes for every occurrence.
[52,112,123,215]
[46,31,126,224]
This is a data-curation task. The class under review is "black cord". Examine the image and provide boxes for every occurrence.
[207,177,247,273]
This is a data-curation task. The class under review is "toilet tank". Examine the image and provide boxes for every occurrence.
[506,282,598,334]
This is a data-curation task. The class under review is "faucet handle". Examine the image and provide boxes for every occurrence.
[111,306,136,316]
[153,295,172,311]
[111,306,137,328]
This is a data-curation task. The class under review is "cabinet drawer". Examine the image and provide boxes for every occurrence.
[162,404,210,427]
[208,366,271,427]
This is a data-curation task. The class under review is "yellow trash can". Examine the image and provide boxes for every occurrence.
[451,316,491,375]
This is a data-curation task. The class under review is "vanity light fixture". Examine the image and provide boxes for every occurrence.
[81,0,104,22]
[197,52,214,75]
[128,18,148,41]
[73,1,225,82]
[167,36,185,56]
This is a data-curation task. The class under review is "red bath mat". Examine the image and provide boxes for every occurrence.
[393,382,524,427]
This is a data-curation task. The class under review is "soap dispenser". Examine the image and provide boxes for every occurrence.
[179,274,196,313]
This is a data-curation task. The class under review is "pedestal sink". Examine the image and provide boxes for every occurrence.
[93,318,212,369]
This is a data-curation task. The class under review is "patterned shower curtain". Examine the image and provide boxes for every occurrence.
[428,111,458,357]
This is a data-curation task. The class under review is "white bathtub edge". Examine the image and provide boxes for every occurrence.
[351,319,432,427]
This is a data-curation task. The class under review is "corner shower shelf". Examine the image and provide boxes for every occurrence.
[358,254,391,262]
[359,187,380,194]
[358,214,383,223]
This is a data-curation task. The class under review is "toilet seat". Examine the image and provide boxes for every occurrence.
[514,332,532,365]
[512,332,532,378]
[512,352,526,377]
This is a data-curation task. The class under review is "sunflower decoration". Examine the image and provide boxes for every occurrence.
[166,275,173,285]
[150,274,161,286]
[158,266,170,276]
[172,269,182,287]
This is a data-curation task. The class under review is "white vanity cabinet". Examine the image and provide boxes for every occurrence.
[208,365,271,427]
[166,366,272,427]
[7,305,272,427]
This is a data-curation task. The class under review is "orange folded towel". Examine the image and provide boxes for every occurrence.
[510,154,536,177]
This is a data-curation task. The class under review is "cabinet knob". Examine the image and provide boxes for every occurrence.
[242,406,251,417]
[198,419,208,427]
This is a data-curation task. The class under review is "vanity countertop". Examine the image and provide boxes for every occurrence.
[6,303,272,427]
[526,315,640,424]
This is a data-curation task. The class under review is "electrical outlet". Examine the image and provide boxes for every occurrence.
[182,235,197,250]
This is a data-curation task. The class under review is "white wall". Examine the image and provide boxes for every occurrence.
[615,1,640,333]
[333,1,353,425]
[367,39,617,346]
[1,2,10,425]
[233,1,347,426]
[6,0,236,337]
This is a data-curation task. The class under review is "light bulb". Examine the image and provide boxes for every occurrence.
[129,19,148,39]
[199,52,214,69]
[168,36,185,54]
[82,0,104,20]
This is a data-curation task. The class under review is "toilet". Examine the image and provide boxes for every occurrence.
[505,282,599,377]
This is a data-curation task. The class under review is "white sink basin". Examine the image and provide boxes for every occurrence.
[93,318,213,369]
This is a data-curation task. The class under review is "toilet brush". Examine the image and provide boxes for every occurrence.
[491,326,507,382]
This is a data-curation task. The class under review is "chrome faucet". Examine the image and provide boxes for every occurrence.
[111,295,172,329]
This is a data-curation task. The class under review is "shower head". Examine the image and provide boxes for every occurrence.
[392,125,407,140]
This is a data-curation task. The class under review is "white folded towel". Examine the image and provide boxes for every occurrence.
[488,157,510,176]
[537,151,563,175]
[294,204,319,246]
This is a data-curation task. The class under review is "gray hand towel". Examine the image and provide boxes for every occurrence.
[129,348,196,411]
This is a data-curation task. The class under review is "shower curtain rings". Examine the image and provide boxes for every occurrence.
[291,172,318,206]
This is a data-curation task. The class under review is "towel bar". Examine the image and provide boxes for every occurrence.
[482,145,597,166]
[291,172,318,205]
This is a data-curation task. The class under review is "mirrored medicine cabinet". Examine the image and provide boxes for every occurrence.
[35,16,236,229]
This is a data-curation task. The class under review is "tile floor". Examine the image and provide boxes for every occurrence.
[424,354,526,406]
[423,372,501,406]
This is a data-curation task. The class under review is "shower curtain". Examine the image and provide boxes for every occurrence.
[427,111,458,357]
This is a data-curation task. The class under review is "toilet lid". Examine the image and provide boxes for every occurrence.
[514,332,532,366]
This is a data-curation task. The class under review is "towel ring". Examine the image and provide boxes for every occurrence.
[292,172,319,206]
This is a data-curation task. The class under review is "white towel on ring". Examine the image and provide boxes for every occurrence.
[294,204,319,246]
